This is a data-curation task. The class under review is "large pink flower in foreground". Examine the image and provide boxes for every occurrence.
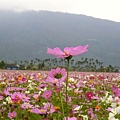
[47,45,88,58]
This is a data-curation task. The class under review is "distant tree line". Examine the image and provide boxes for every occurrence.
[0,58,119,72]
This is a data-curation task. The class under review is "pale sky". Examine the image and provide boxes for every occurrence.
[0,0,120,22]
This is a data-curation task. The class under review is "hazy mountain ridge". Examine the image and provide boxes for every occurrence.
[0,10,120,66]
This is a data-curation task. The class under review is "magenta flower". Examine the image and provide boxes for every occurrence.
[47,45,88,58]
[19,77,27,83]
[8,111,17,119]
[42,90,52,99]
[85,91,94,101]
[11,92,22,103]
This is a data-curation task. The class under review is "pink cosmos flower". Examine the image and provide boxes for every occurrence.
[31,108,47,114]
[44,102,55,114]
[47,45,88,58]
[3,89,11,96]
[76,80,83,88]
[42,90,52,100]
[20,93,30,102]
[11,92,22,103]
[112,85,120,97]
[48,67,67,80]
[33,94,39,99]
[21,102,34,110]
[47,67,67,86]
[8,111,17,119]
[88,108,95,119]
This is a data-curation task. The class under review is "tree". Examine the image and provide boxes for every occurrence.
[0,60,5,69]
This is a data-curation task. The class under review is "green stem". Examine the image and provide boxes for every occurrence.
[58,79,65,118]
[60,91,65,118]
[65,59,70,120]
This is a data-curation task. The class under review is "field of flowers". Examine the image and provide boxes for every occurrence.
[1,45,120,120]
[0,69,120,120]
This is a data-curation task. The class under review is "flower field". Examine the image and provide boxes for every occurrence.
[0,45,120,120]
[0,69,120,120]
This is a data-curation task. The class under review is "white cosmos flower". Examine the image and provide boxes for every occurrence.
[83,81,87,84]
[101,91,110,102]
[1,82,6,85]
[3,102,6,105]
[68,77,75,82]
[6,96,13,104]
[108,112,119,120]
[27,83,34,90]
[25,91,30,94]
[111,97,120,108]
[31,82,37,86]
[38,91,41,95]
[108,107,120,120]
[28,80,32,83]
[40,87,47,92]
[79,114,88,120]
[74,105,82,110]
[106,95,113,104]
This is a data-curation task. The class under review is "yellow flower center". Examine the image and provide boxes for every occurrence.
[40,109,45,113]
[15,96,19,99]
[22,96,25,99]
[54,79,58,83]
[54,106,60,111]
[64,51,68,55]
[11,114,14,117]
[89,80,93,84]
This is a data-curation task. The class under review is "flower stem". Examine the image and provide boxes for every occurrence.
[65,59,70,120]
[58,78,65,118]
[60,91,65,117]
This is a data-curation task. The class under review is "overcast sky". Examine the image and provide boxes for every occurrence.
[0,0,120,22]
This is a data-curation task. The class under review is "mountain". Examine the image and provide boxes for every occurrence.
[0,10,120,66]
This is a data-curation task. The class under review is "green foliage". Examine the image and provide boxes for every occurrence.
[0,60,5,69]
